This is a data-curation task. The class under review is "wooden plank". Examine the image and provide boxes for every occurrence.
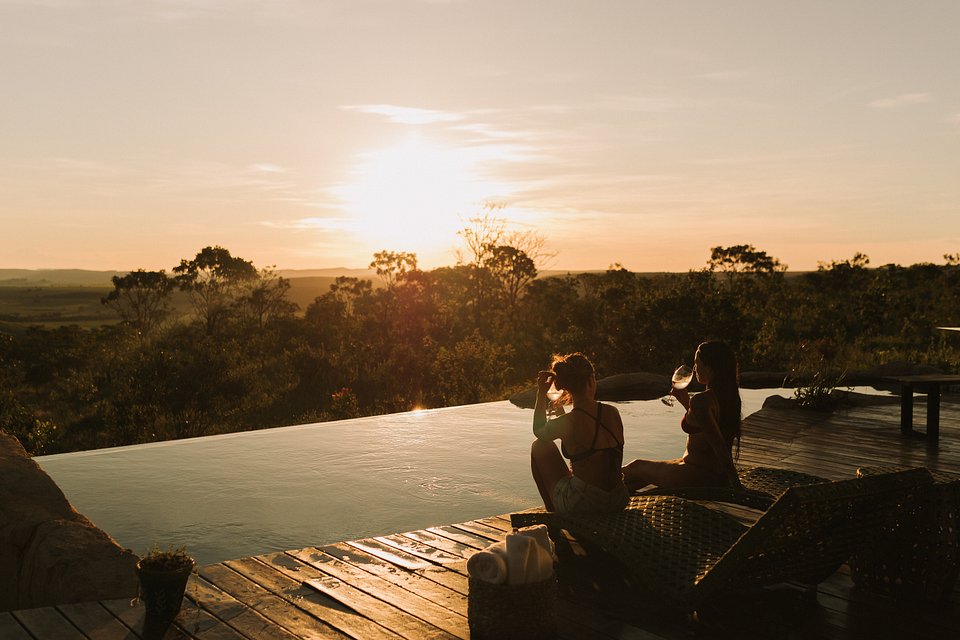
[100,598,193,640]
[444,520,504,541]
[101,596,238,640]
[294,546,465,640]
[401,529,482,560]
[12,607,86,640]
[198,562,351,640]
[57,601,139,640]
[426,525,498,549]
[0,612,34,640]
[248,552,407,640]
[471,516,512,534]
[334,540,468,594]
[344,538,434,571]
[318,543,468,617]
[232,551,457,628]
[185,577,299,640]
[372,534,465,566]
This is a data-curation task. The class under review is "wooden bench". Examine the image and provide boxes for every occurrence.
[885,375,960,442]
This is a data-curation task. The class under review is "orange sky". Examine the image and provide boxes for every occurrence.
[2,1,958,273]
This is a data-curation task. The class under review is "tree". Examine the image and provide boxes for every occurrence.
[369,251,418,288]
[817,252,870,272]
[707,244,787,274]
[172,246,258,334]
[483,244,538,308]
[0,333,58,454]
[237,267,298,330]
[431,331,513,405]
[456,206,553,329]
[101,270,176,338]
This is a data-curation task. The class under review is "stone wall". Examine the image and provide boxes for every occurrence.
[0,432,138,611]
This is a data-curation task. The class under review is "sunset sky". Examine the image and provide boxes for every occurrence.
[2,0,958,273]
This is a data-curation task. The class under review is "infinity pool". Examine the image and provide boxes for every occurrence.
[37,391,783,565]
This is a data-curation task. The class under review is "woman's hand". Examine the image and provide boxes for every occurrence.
[537,370,554,396]
[670,386,690,409]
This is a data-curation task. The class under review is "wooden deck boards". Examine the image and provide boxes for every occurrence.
[10,396,960,639]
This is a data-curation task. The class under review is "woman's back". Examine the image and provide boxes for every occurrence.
[563,402,624,491]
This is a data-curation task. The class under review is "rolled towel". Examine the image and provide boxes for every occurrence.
[529,540,554,582]
[515,524,556,560]
[506,533,536,585]
[466,541,508,585]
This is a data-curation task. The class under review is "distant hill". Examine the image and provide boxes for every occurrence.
[0,268,380,288]
[0,269,126,287]
[277,268,376,280]
[0,266,809,290]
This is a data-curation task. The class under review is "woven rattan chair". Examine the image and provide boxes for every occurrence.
[512,468,932,611]
[849,466,960,601]
[632,464,831,510]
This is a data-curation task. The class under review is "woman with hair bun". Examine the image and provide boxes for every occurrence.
[531,353,630,514]
[622,340,743,490]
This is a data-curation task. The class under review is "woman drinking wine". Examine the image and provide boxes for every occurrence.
[623,341,744,490]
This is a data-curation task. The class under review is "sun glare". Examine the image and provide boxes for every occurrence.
[332,135,509,261]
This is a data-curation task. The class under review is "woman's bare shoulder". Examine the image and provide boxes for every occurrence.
[690,390,719,410]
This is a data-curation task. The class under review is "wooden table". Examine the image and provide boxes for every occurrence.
[885,375,960,442]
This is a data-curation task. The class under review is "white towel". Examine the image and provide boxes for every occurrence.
[466,541,508,585]
[527,540,554,583]
[515,524,556,561]
[506,533,535,585]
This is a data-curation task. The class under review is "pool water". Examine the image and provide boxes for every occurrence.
[37,390,784,565]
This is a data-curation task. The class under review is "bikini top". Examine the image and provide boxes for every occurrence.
[562,402,624,467]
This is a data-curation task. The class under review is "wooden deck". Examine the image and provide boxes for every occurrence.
[7,393,960,639]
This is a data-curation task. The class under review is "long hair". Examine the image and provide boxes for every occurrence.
[551,352,594,404]
[696,341,742,459]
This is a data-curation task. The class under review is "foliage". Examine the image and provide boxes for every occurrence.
[101,269,175,338]
[172,246,258,334]
[139,544,194,572]
[788,339,848,411]
[3,238,960,455]
[369,250,418,288]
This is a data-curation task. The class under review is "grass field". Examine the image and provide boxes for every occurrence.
[0,268,712,329]
[0,277,353,329]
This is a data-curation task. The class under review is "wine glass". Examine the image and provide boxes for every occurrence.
[545,383,562,415]
[660,365,694,407]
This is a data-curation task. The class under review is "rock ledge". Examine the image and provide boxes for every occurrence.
[0,432,138,611]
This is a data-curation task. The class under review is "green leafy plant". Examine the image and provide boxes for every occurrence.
[139,544,194,572]
[788,340,849,411]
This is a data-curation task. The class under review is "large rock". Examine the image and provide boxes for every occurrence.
[0,432,138,611]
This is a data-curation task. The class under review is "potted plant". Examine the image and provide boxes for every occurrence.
[136,545,195,620]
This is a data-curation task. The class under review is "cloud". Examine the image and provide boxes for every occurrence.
[262,216,352,231]
[342,104,466,125]
[249,163,287,173]
[868,93,933,109]
[699,69,749,82]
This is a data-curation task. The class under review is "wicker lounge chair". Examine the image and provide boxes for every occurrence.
[512,468,932,611]
[632,464,831,510]
[850,466,960,601]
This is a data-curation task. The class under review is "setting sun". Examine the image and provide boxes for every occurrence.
[330,134,511,260]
